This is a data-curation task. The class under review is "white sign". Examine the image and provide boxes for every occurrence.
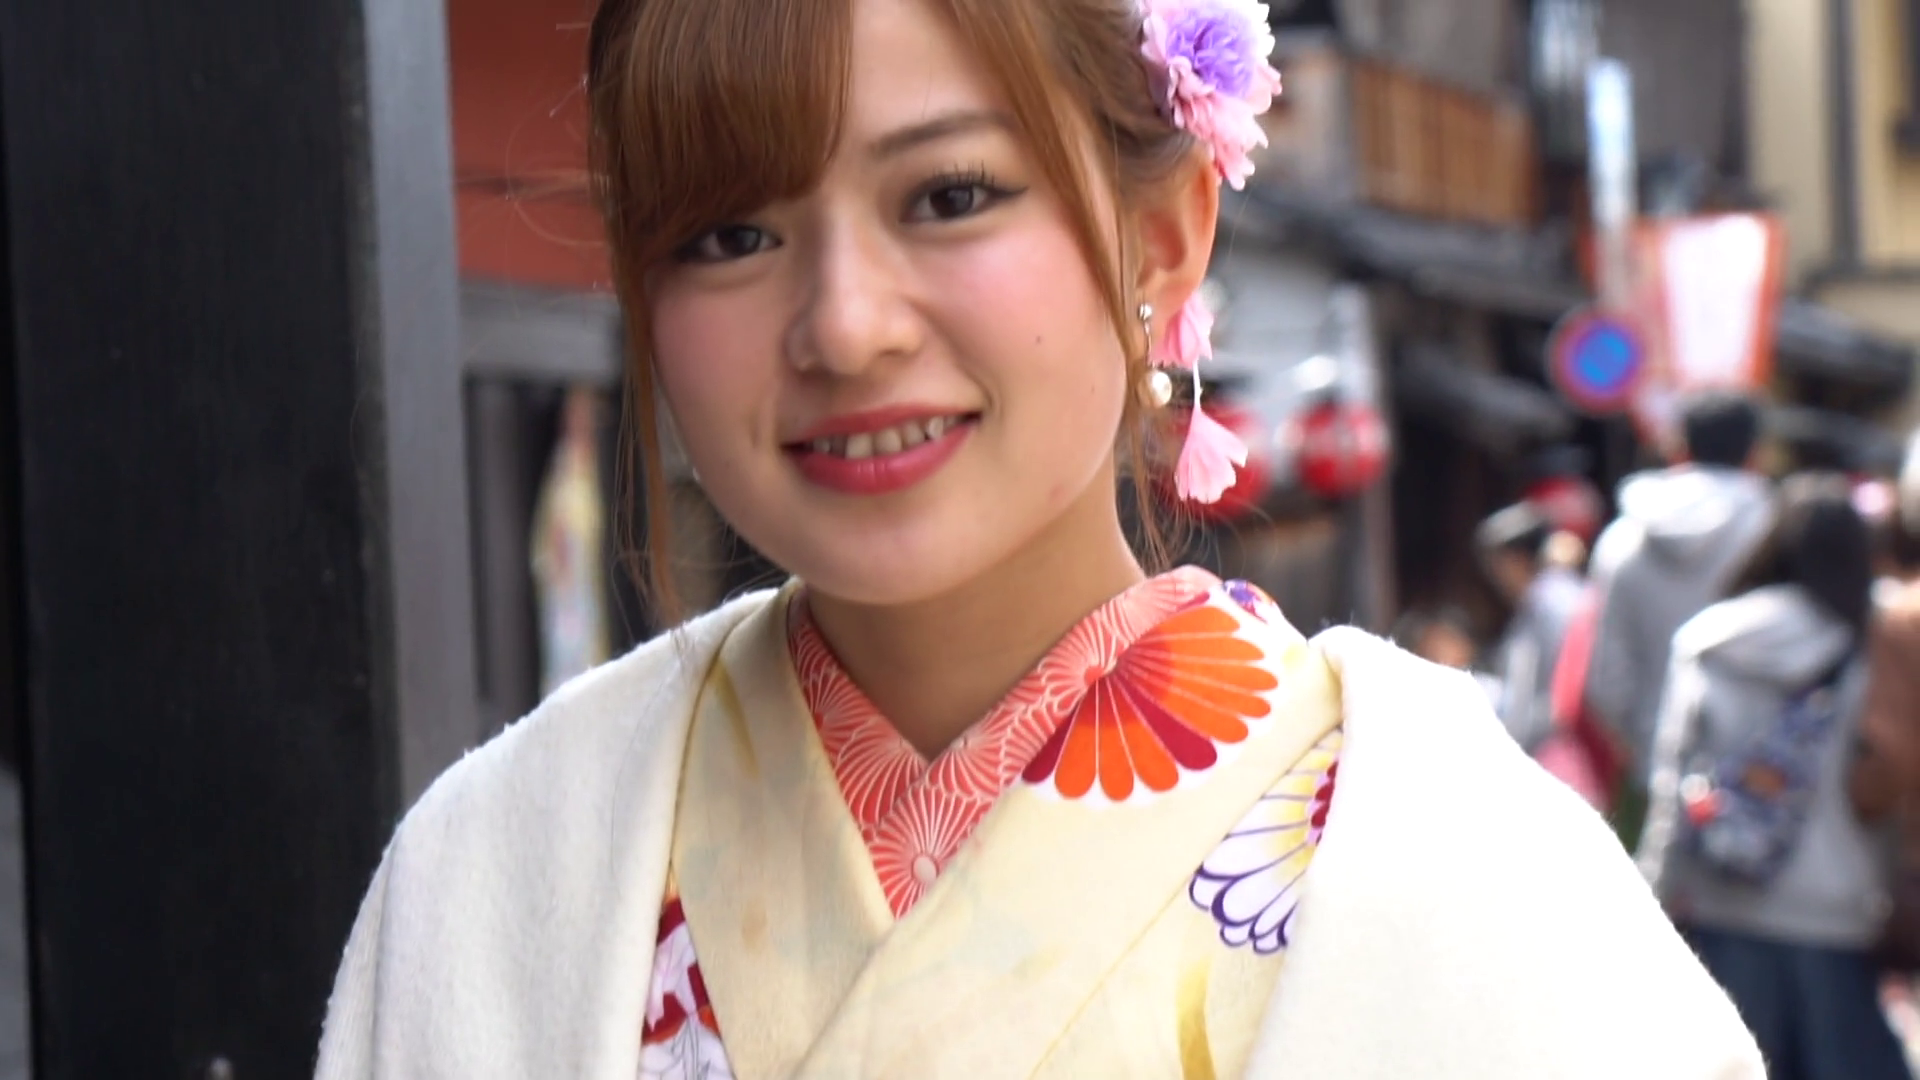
[1587,59,1637,307]
[1659,216,1776,390]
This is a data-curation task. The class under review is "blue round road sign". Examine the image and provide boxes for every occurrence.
[1548,307,1645,415]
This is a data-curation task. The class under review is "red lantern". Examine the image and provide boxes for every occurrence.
[1291,401,1388,500]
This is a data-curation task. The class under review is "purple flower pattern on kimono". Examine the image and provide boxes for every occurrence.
[1189,729,1341,954]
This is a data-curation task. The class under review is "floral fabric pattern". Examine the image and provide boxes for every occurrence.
[640,895,733,1080]
[1189,728,1343,954]
[791,569,1213,914]
[641,571,1347,1074]
[1020,599,1280,803]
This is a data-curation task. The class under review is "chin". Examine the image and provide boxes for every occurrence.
[785,542,996,609]
[763,507,1026,608]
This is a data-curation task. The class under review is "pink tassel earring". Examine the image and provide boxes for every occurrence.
[1147,291,1247,504]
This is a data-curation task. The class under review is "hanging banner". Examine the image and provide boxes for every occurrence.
[1645,213,1786,393]
[1620,213,1785,447]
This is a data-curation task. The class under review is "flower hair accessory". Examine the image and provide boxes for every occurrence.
[1138,0,1277,503]
[1139,0,1282,191]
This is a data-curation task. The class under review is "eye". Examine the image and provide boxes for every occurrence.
[922,183,985,220]
[906,170,1024,224]
[674,224,779,264]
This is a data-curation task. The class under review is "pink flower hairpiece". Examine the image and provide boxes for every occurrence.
[1138,0,1278,503]
[1139,0,1282,190]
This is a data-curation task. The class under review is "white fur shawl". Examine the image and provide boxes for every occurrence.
[316,593,1762,1078]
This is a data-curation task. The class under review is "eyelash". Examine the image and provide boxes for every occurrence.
[671,165,1026,265]
[907,165,1024,218]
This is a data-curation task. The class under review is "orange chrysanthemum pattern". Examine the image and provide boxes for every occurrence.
[790,568,1214,914]
[1020,602,1279,803]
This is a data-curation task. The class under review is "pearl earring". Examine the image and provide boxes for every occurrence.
[1137,303,1174,408]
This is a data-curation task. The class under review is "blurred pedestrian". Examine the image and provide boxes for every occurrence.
[1543,528,1589,573]
[1392,605,1479,669]
[1394,604,1507,712]
[1854,471,1920,825]
[1639,475,1908,1080]
[1855,444,1920,1024]
[1547,557,1628,818]
[1588,393,1773,842]
[1478,503,1586,754]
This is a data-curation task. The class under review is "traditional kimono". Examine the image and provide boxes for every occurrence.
[317,569,1762,1079]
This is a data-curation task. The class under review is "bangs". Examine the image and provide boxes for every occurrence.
[591,0,852,270]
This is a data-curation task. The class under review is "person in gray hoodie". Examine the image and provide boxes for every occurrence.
[1639,475,1906,1080]
[1587,395,1773,833]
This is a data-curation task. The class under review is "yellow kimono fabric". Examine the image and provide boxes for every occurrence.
[672,587,1343,1079]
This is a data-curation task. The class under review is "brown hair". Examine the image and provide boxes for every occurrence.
[587,0,1196,625]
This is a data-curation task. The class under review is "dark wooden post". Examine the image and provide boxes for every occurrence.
[0,0,477,1074]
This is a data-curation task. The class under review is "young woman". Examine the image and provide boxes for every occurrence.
[317,0,1759,1075]
[1641,474,1907,1079]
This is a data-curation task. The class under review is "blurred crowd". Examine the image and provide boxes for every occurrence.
[1397,395,1920,1079]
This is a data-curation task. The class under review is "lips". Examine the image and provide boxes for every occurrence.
[784,408,980,496]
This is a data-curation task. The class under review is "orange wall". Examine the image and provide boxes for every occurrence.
[448,0,610,291]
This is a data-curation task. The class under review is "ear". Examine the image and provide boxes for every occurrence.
[1133,149,1220,324]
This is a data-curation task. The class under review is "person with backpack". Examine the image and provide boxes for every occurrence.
[1588,394,1773,841]
[1640,474,1908,1079]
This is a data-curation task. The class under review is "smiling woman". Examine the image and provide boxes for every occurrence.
[591,0,1205,628]
[315,1,1767,1077]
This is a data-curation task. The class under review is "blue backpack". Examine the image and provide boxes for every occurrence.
[1678,656,1854,887]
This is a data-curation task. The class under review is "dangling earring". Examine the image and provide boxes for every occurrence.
[1136,302,1174,408]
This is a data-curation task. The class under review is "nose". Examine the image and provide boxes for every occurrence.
[787,217,923,377]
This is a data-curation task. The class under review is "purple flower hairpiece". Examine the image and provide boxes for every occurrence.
[1140,0,1281,191]
[1137,0,1278,503]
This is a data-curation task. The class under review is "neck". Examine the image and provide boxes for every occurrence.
[806,470,1145,759]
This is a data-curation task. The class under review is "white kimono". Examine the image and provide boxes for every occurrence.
[316,588,1762,1079]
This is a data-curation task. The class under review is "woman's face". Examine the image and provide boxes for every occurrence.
[647,0,1132,607]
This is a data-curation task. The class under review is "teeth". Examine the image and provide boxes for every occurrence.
[803,415,969,460]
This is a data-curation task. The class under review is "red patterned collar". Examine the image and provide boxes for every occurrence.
[787,567,1221,914]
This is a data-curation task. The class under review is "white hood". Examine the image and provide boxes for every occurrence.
[1616,467,1773,570]
[1673,585,1854,688]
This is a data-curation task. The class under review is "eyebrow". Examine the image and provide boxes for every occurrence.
[869,109,1016,160]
